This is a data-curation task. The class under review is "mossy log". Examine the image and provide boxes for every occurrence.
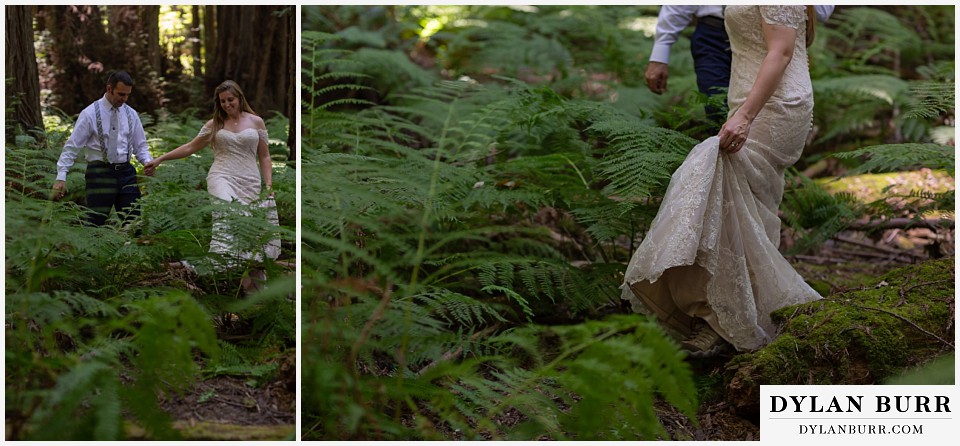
[724,258,955,417]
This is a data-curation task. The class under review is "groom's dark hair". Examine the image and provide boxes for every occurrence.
[106,71,134,88]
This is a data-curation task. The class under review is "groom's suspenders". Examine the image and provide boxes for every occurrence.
[94,102,135,164]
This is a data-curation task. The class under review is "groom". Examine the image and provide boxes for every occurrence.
[52,71,154,226]
[644,5,835,132]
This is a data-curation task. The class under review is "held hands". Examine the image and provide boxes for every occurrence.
[143,158,161,176]
[52,180,66,201]
[718,112,753,154]
[645,62,669,95]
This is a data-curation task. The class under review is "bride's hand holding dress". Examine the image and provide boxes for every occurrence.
[621,6,820,355]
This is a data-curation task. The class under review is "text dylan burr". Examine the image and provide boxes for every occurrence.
[771,395,951,413]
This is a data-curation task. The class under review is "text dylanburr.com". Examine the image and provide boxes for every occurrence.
[761,385,958,445]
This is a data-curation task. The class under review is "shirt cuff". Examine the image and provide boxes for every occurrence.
[649,44,672,64]
[56,171,67,182]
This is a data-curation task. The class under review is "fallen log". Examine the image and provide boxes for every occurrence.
[724,258,955,419]
[846,217,954,231]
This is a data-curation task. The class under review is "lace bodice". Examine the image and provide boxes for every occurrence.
[197,126,268,202]
[725,6,812,132]
[187,125,278,268]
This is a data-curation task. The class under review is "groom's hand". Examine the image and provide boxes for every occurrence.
[143,159,158,176]
[52,180,66,200]
[645,62,669,94]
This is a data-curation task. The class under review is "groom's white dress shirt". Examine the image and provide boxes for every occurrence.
[56,95,153,181]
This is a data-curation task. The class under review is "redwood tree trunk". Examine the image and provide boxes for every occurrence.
[142,6,161,76]
[285,6,296,161]
[203,6,216,79]
[192,5,203,77]
[210,6,293,124]
[36,5,112,115]
[108,5,162,113]
[5,5,44,140]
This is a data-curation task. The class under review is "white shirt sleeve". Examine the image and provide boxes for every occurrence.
[649,5,699,65]
[56,105,96,182]
[814,5,835,23]
[127,109,153,166]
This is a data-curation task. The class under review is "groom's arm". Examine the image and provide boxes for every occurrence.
[129,111,153,174]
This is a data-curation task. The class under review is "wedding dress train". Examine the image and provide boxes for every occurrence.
[621,6,821,350]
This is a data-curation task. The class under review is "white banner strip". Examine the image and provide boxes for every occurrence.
[761,385,958,444]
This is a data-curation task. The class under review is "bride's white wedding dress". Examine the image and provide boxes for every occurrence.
[191,126,280,270]
[621,6,820,351]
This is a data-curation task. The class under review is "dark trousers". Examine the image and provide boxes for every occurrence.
[84,161,142,227]
[691,20,732,133]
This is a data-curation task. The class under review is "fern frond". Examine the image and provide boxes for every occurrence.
[833,143,955,175]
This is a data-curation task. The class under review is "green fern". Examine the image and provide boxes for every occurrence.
[833,143,954,176]
[781,172,862,254]
[6,111,294,439]
[301,24,696,439]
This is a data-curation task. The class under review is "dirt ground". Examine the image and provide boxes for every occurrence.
[155,350,296,440]
[159,375,295,426]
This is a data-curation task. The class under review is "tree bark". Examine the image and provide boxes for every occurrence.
[108,5,162,113]
[203,6,216,80]
[192,5,203,77]
[210,6,293,121]
[285,6,296,161]
[37,5,111,115]
[5,5,44,141]
[143,6,161,76]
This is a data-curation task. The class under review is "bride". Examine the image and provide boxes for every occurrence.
[622,6,821,357]
[145,80,280,292]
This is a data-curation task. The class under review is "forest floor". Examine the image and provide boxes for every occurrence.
[156,373,295,440]
[153,350,296,440]
[142,267,298,440]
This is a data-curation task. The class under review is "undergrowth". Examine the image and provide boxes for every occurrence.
[301,6,953,440]
[4,108,295,439]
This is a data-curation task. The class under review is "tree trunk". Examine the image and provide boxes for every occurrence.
[142,6,161,76]
[5,5,44,141]
[192,5,203,77]
[108,5,162,113]
[203,6,216,79]
[210,6,293,123]
[36,5,112,115]
[285,6,296,162]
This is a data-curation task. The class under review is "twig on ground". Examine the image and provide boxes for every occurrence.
[846,217,954,231]
[834,234,922,258]
[852,304,954,349]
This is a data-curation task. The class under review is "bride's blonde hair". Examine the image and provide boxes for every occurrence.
[212,80,257,138]
[805,6,816,47]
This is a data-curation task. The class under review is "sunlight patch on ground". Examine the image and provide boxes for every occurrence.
[817,169,954,203]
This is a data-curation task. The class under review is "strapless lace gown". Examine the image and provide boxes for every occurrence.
[195,126,280,268]
[621,6,820,351]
